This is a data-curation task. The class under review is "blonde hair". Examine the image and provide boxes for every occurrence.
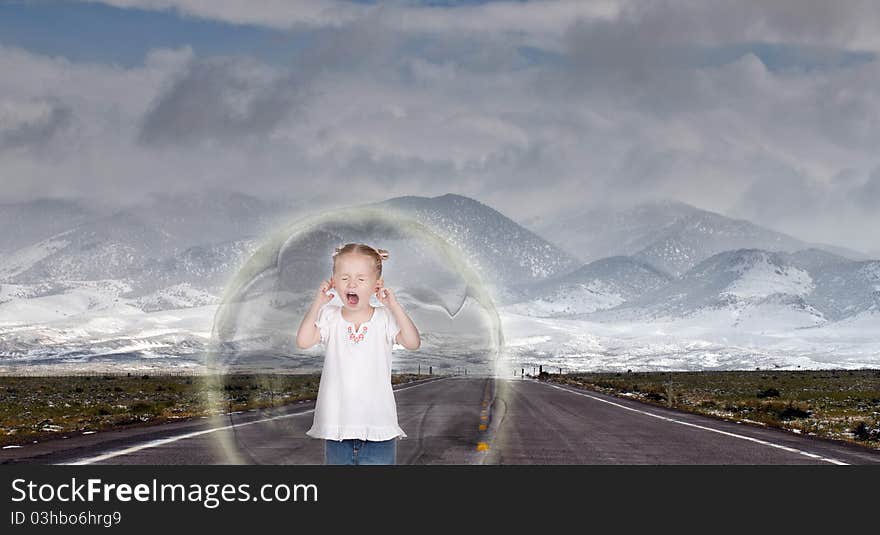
[332,242,389,277]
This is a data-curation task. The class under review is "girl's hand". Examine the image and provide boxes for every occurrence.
[375,281,398,307]
[316,278,334,305]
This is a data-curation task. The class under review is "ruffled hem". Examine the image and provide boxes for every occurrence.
[306,424,407,441]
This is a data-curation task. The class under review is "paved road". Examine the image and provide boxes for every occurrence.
[3,377,879,465]
[484,379,880,465]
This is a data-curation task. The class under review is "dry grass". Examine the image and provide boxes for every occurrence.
[0,372,429,447]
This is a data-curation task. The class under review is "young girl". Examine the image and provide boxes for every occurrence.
[296,242,421,465]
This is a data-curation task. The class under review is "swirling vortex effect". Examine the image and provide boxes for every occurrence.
[202,205,505,463]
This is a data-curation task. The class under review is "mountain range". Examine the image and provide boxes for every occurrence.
[0,190,297,301]
[0,192,877,365]
[522,199,869,277]
[585,249,850,324]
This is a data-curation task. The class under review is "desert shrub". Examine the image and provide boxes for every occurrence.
[644,391,666,402]
[129,401,161,415]
[851,422,879,441]
[776,403,811,420]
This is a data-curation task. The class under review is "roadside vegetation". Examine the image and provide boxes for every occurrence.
[0,372,429,448]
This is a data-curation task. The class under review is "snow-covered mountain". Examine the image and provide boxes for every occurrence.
[1,191,878,373]
[506,256,672,317]
[629,209,807,277]
[524,199,867,276]
[371,193,581,293]
[808,260,880,321]
[580,248,877,328]
[784,248,851,272]
[133,238,260,296]
[593,249,821,323]
[1,190,582,325]
[0,190,290,295]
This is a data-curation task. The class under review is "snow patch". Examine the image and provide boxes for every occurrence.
[723,254,813,299]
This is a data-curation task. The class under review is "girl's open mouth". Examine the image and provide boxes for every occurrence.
[345,291,359,305]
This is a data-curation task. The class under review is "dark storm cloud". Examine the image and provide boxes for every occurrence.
[4,1,880,253]
[136,13,401,148]
[595,0,880,51]
[292,13,402,74]
[561,10,681,88]
[137,56,303,147]
[542,1,880,254]
[0,98,72,152]
[557,1,877,109]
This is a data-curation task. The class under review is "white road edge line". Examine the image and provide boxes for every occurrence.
[538,381,849,466]
[59,377,447,465]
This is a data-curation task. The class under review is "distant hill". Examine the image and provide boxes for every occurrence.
[0,190,290,296]
[524,199,867,276]
[506,256,672,317]
[581,248,878,326]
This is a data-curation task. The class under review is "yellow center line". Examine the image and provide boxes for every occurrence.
[475,378,494,452]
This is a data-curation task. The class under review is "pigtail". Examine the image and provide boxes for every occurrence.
[375,248,390,261]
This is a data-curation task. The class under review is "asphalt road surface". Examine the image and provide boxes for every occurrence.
[3,376,879,465]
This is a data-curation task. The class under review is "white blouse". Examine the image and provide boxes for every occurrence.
[305,302,407,441]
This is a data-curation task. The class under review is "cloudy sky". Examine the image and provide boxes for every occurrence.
[1,0,879,254]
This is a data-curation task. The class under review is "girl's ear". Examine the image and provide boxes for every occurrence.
[376,277,383,288]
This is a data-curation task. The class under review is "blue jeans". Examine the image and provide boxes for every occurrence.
[324,437,397,465]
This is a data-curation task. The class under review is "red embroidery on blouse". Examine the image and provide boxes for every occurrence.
[347,324,367,344]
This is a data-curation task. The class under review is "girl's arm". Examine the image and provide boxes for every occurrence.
[296,279,333,349]
[388,300,420,350]
[377,286,420,350]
